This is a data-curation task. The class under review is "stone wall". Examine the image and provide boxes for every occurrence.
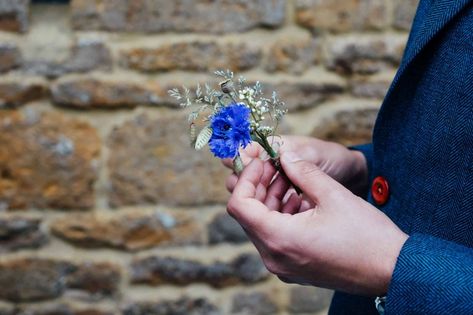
[0,0,418,314]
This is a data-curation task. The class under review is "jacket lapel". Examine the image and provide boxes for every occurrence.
[385,0,472,99]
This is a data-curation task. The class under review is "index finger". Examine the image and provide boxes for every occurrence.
[227,159,281,234]
[221,142,262,170]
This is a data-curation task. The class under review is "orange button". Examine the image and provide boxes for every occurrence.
[372,176,389,206]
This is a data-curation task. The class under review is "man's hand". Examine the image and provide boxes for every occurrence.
[227,152,408,296]
[224,136,369,196]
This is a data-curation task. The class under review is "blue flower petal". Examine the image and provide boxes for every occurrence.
[209,103,251,159]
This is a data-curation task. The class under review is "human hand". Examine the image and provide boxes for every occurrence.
[224,136,368,196]
[226,152,408,296]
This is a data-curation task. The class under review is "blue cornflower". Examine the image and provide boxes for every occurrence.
[209,103,252,159]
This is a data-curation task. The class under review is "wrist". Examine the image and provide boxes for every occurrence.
[377,231,409,295]
[354,229,408,297]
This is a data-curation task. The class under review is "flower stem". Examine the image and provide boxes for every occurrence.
[253,134,302,195]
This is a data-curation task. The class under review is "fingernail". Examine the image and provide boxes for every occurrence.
[283,151,302,163]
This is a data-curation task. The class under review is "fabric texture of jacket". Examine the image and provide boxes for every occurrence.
[328,0,473,314]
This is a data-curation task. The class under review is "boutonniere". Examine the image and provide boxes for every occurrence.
[169,70,300,193]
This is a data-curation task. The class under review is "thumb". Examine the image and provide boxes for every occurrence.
[281,151,343,205]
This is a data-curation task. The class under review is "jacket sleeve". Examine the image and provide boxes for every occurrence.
[386,233,473,314]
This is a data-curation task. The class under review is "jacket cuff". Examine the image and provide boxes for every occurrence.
[386,233,473,314]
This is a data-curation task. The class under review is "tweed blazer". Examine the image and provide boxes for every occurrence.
[328,0,473,314]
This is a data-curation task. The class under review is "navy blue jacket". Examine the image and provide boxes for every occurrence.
[329,0,473,314]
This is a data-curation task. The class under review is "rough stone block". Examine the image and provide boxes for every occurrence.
[0,44,21,73]
[296,0,389,33]
[265,39,319,75]
[51,78,171,109]
[51,209,203,250]
[121,42,261,73]
[0,216,48,252]
[351,78,392,99]
[122,297,221,315]
[311,106,380,146]
[0,258,73,302]
[232,254,269,283]
[0,258,121,302]
[65,262,121,297]
[208,212,248,245]
[24,40,112,79]
[0,0,29,33]
[326,35,407,75]
[14,305,114,315]
[0,110,100,210]
[0,79,47,108]
[130,253,269,287]
[231,292,278,315]
[107,113,230,207]
[71,0,285,34]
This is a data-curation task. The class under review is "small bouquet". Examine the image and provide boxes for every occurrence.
[169,70,299,192]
